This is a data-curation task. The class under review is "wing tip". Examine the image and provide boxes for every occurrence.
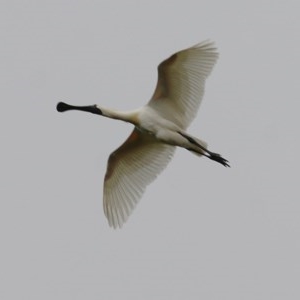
[193,39,217,48]
[191,40,219,56]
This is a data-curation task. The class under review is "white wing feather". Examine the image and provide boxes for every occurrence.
[104,41,218,228]
[148,40,218,129]
[103,129,175,228]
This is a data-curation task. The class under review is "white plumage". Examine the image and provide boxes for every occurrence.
[57,40,229,228]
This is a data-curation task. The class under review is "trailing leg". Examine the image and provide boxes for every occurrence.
[178,131,230,167]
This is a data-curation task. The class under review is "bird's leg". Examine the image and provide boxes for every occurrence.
[177,131,230,167]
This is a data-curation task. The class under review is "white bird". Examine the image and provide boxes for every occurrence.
[57,40,229,228]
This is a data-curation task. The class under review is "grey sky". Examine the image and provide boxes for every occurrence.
[1,1,299,299]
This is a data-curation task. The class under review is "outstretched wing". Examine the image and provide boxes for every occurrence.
[103,128,175,228]
[148,40,218,129]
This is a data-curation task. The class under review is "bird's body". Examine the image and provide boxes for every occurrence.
[57,40,229,228]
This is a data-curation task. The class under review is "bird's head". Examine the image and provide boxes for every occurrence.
[56,102,103,115]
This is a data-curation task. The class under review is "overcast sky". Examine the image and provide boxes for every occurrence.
[1,1,299,299]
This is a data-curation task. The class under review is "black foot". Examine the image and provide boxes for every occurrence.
[209,152,230,167]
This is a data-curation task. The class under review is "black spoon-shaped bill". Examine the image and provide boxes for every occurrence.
[56,102,102,115]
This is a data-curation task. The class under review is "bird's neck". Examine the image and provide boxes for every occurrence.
[98,106,139,125]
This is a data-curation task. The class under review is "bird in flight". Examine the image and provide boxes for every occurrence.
[57,40,229,228]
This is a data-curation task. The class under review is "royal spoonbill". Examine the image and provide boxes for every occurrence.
[56,40,229,228]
